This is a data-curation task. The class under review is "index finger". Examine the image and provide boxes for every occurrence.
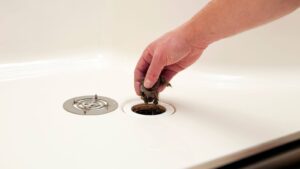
[134,49,152,95]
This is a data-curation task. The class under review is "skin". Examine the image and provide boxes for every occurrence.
[134,0,300,96]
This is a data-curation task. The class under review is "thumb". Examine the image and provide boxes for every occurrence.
[144,54,166,88]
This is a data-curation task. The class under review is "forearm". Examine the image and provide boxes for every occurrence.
[134,0,299,94]
[183,0,300,46]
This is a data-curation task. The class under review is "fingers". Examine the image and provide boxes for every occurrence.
[143,52,166,89]
[157,68,179,92]
[134,49,151,95]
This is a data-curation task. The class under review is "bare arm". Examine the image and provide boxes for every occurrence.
[185,0,300,45]
[134,0,300,95]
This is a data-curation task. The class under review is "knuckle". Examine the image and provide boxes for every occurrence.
[134,68,141,75]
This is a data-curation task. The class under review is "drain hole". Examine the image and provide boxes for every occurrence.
[131,104,166,115]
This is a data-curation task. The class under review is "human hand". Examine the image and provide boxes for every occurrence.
[134,25,209,95]
[134,0,300,96]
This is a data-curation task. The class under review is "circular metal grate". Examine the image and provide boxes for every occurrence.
[63,95,118,115]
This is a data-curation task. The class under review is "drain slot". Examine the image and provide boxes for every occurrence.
[131,104,166,115]
[123,99,175,117]
[63,95,118,115]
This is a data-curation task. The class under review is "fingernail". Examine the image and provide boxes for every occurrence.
[144,79,152,88]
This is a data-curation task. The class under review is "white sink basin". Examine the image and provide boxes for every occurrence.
[0,54,299,169]
[0,0,299,168]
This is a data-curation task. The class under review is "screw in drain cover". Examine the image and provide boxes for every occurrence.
[63,94,118,115]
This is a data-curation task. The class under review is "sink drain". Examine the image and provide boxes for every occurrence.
[123,99,175,117]
[63,95,118,115]
[131,104,166,115]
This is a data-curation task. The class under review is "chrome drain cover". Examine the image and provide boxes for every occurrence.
[63,95,118,115]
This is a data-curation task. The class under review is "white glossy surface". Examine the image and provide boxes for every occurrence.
[0,0,299,169]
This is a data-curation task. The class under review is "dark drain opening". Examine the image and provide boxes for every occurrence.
[131,104,166,115]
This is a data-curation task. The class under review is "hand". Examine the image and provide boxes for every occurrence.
[134,25,208,95]
[134,0,299,96]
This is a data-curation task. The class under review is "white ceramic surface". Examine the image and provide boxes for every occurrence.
[0,0,299,169]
